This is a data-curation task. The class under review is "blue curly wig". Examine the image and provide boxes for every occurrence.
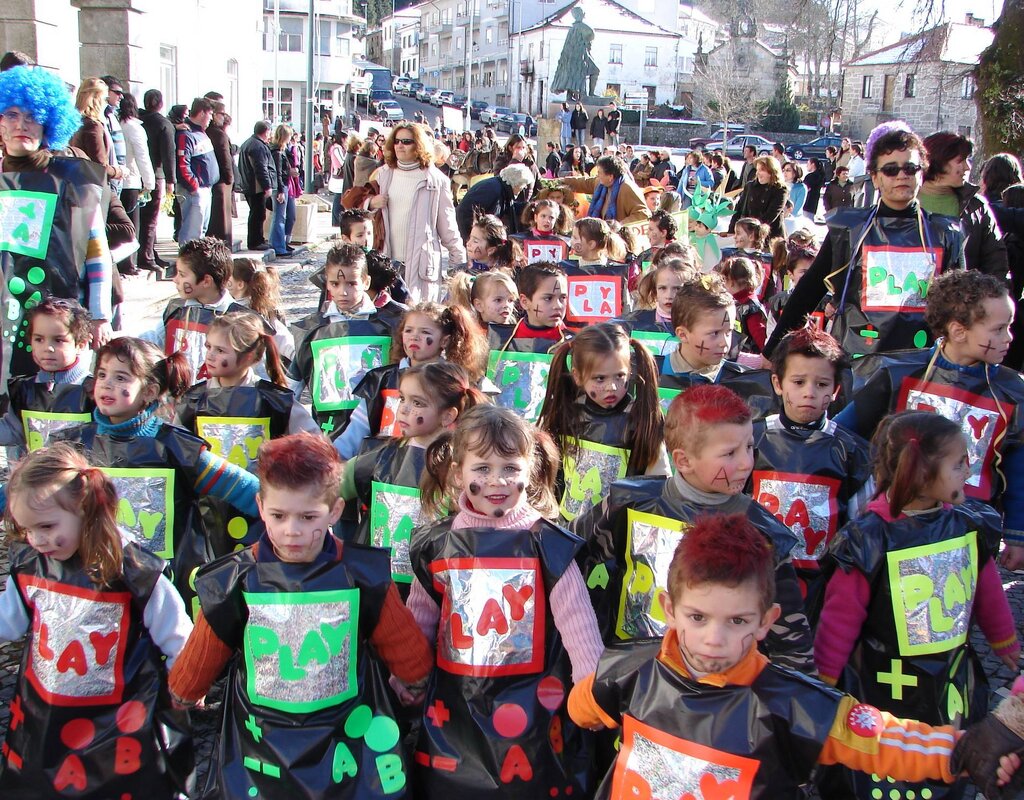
[0,66,81,151]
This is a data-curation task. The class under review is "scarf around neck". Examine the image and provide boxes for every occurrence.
[589,176,622,221]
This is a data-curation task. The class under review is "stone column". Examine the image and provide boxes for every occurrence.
[70,0,154,85]
[0,0,80,79]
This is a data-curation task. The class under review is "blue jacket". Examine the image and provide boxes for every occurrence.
[175,120,220,192]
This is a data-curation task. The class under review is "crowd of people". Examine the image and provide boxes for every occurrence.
[5,52,1024,800]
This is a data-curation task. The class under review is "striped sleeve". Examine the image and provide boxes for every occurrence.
[193,448,260,516]
[82,205,113,322]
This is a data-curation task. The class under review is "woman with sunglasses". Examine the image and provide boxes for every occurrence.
[365,122,466,303]
[762,121,965,361]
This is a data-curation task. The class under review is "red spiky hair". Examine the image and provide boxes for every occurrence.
[664,384,751,455]
[770,327,848,382]
[256,432,343,504]
[667,514,775,611]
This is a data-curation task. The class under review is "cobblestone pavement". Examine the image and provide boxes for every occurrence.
[0,229,1023,797]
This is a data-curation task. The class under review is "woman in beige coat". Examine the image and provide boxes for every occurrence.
[369,122,466,302]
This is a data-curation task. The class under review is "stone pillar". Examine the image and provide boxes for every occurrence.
[0,0,80,79]
[70,0,154,86]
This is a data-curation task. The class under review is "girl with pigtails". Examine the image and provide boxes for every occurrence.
[537,322,670,521]
[406,404,604,799]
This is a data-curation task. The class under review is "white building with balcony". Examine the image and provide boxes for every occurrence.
[378,7,421,79]
[261,0,363,133]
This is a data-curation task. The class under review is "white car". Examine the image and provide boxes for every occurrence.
[429,90,446,106]
[377,100,404,123]
[437,91,456,106]
[478,105,512,125]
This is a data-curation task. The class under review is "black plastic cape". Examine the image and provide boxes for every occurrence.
[195,537,404,799]
[161,299,249,382]
[568,475,813,673]
[8,374,95,450]
[486,323,567,423]
[0,541,193,798]
[558,259,629,326]
[351,363,404,438]
[822,206,963,359]
[821,499,1002,799]
[289,313,394,439]
[657,362,780,421]
[409,517,591,798]
[509,232,569,264]
[589,639,842,799]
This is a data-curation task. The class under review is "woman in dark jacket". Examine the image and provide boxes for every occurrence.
[728,155,788,239]
[491,133,540,190]
[982,154,1024,367]
[920,131,1007,276]
[205,101,235,245]
[589,109,607,147]
[570,102,588,148]
[268,124,292,256]
[803,157,826,218]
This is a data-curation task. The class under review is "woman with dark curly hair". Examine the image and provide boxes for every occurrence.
[763,121,965,360]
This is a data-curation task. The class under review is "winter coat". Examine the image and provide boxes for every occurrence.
[206,123,234,188]
[377,164,467,302]
[570,108,589,131]
[590,115,607,139]
[730,179,788,239]
[557,109,573,138]
[456,175,523,238]
[120,117,156,191]
[559,174,651,225]
[952,182,1008,277]
[822,179,854,213]
[804,169,826,216]
[139,109,176,184]
[237,135,274,195]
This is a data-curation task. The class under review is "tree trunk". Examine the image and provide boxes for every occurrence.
[975,0,1024,157]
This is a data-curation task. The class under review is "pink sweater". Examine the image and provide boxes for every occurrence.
[406,494,604,681]
[815,497,1019,682]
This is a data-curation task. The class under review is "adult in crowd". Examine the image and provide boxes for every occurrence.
[822,145,837,182]
[544,142,561,178]
[559,155,650,225]
[782,161,806,217]
[848,142,868,204]
[836,137,853,168]
[729,155,787,239]
[0,66,115,379]
[822,164,853,213]
[237,120,275,251]
[631,151,653,185]
[341,132,361,193]
[556,102,573,150]
[981,154,1024,368]
[492,134,539,196]
[368,122,466,302]
[138,89,175,271]
[920,131,1007,276]
[605,101,621,147]
[803,157,826,219]
[725,144,757,198]
[168,104,188,243]
[771,141,786,166]
[764,121,964,361]
[677,151,714,204]
[116,91,155,275]
[174,96,219,242]
[100,76,127,195]
[205,100,235,246]
[456,163,534,239]
[589,109,607,150]
[268,124,294,257]
[560,144,591,177]
[570,102,588,147]
[285,130,304,247]
[70,78,125,185]
[353,137,382,187]
[650,148,675,186]
[327,130,347,228]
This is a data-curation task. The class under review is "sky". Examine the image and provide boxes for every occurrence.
[867,0,1003,43]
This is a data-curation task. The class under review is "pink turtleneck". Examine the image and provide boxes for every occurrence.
[406,494,603,681]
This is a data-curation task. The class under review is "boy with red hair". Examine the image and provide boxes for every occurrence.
[569,384,813,672]
[169,432,432,798]
[568,514,1024,799]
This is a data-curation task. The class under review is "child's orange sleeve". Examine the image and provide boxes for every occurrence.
[818,694,957,784]
[168,610,233,703]
[369,583,435,684]
[567,673,620,730]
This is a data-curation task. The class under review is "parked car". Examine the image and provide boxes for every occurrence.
[785,134,843,160]
[437,91,456,106]
[377,100,404,123]
[452,94,468,111]
[479,105,512,125]
[469,99,488,120]
[689,124,745,149]
[427,89,444,106]
[393,76,411,93]
[367,89,395,115]
[722,134,774,159]
[417,85,437,103]
[408,81,424,98]
[497,112,537,137]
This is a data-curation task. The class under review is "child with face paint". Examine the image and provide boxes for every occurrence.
[715,256,768,356]
[537,322,669,521]
[519,197,574,239]
[766,232,818,338]
[176,311,319,471]
[815,410,1020,800]
[659,274,778,421]
[288,243,395,440]
[569,384,813,674]
[331,301,488,460]
[139,237,247,381]
[408,404,604,798]
[47,337,261,609]
[750,327,871,608]
[168,433,433,799]
[224,258,295,365]
[340,362,485,593]
[448,270,518,328]
[0,444,194,799]
[835,269,1024,571]
[568,513,1024,800]
[624,254,698,350]
[464,214,525,273]
[0,297,95,453]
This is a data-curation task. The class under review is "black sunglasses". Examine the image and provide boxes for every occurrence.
[876,162,923,177]
[394,137,415,145]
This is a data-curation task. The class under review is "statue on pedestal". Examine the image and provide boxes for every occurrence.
[551,7,600,101]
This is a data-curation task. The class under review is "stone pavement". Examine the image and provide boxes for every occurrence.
[0,195,1023,796]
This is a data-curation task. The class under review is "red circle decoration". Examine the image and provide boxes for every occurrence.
[846,703,884,738]
[493,703,529,738]
[116,700,147,733]
[537,676,565,711]
[60,718,96,749]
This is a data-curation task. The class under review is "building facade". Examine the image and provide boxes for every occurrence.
[840,18,992,140]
